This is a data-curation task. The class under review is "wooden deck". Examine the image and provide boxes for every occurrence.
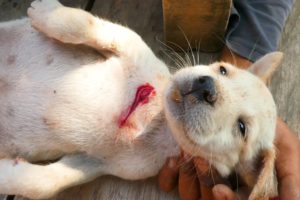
[0,0,299,199]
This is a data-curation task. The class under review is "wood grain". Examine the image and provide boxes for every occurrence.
[0,0,90,22]
[270,0,300,136]
[162,0,231,52]
[91,0,164,56]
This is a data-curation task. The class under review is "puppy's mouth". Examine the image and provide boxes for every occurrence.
[171,77,218,106]
[167,77,218,142]
[118,83,155,127]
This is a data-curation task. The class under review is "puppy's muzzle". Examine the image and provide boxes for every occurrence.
[183,76,217,105]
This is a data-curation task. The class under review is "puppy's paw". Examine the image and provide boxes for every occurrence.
[27,0,62,32]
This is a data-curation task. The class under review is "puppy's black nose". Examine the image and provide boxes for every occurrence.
[187,76,217,105]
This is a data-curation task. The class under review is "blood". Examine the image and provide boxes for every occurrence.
[118,83,155,127]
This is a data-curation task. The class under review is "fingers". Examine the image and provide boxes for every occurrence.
[275,118,300,200]
[159,153,253,200]
[278,176,300,200]
[212,184,250,200]
[158,157,180,192]
[275,118,300,178]
[159,154,201,200]
[178,154,200,200]
[212,184,235,200]
[193,157,214,200]
[199,185,214,200]
[194,157,215,185]
[193,157,251,200]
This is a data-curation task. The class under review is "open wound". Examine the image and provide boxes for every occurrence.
[119,83,155,127]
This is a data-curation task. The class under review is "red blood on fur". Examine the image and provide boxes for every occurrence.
[119,83,155,127]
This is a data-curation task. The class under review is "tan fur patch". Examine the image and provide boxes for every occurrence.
[43,117,61,131]
[171,88,182,103]
[249,148,276,200]
[156,74,166,81]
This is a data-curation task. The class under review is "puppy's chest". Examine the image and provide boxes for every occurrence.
[115,82,163,138]
[42,68,166,142]
[114,68,170,139]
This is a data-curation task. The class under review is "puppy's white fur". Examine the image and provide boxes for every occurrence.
[0,1,282,199]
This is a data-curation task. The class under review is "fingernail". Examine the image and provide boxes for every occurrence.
[213,187,226,199]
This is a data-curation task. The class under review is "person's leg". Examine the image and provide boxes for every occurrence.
[221,0,294,69]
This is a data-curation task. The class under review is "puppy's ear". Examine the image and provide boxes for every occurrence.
[249,148,277,200]
[248,52,283,83]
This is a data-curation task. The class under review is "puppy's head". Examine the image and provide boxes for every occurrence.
[164,52,283,197]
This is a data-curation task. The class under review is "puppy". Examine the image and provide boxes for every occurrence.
[0,0,282,199]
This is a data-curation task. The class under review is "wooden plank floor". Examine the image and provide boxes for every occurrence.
[1,0,299,199]
[270,0,300,133]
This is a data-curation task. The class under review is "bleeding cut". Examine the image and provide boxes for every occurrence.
[118,83,156,127]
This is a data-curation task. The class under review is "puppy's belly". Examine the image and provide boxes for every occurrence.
[0,19,165,162]
[0,60,126,161]
[0,20,121,160]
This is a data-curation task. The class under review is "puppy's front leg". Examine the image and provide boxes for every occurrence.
[27,0,149,56]
[27,0,93,45]
[0,154,105,199]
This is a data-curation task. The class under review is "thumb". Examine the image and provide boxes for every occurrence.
[213,184,250,200]
[212,184,235,200]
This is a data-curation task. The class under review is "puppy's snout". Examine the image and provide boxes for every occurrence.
[186,76,217,105]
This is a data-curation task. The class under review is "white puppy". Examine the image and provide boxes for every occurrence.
[0,0,282,199]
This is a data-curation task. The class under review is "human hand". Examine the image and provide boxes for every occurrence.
[158,118,300,200]
[158,153,200,200]
[158,152,240,200]
[158,153,251,200]
[274,118,300,200]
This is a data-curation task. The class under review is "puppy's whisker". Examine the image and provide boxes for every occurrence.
[177,25,196,66]
[185,54,192,67]
[156,39,187,69]
[156,37,187,67]
[210,54,213,65]
[166,54,184,70]
[234,166,239,193]
[210,31,239,67]
[222,40,246,67]
[228,46,238,67]
[170,52,188,68]
[209,151,214,171]
[166,40,192,67]
[196,40,201,65]
[158,49,178,70]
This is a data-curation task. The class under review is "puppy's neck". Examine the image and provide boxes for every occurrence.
[141,113,180,157]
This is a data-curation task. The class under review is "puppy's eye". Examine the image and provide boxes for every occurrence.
[220,66,227,75]
[238,119,246,138]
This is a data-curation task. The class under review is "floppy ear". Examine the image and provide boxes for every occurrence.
[249,148,277,200]
[248,52,283,83]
